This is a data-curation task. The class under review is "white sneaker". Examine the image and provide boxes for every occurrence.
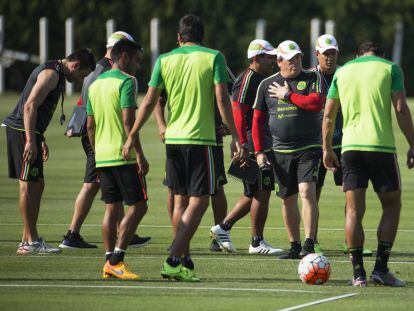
[18,237,61,255]
[249,240,284,255]
[210,225,236,253]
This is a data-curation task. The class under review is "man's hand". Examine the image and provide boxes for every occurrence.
[137,152,149,175]
[23,141,37,164]
[41,141,49,162]
[159,125,166,143]
[407,147,414,169]
[256,151,270,168]
[323,149,340,172]
[268,81,291,99]
[122,135,135,160]
[230,138,242,162]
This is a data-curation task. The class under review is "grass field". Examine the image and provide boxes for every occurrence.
[0,93,413,310]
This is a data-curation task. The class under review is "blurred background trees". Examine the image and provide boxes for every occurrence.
[1,0,414,94]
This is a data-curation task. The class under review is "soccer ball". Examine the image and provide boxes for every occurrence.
[298,253,331,285]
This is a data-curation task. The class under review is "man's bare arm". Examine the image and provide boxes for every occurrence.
[322,98,340,171]
[392,91,414,168]
[215,82,242,160]
[153,95,167,142]
[23,69,59,163]
[122,86,161,160]
[87,116,96,151]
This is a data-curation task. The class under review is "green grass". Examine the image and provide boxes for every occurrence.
[0,93,413,310]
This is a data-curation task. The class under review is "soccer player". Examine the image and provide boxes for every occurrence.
[61,31,150,249]
[87,39,148,280]
[323,41,414,287]
[312,35,373,257]
[254,40,324,259]
[210,39,284,255]
[3,49,95,254]
[123,14,241,281]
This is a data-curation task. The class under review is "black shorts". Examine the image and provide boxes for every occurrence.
[6,126,43,182]
[166,144,217,196]
[273,148,321,198]
[342,151,400,193]
[82,136,99,183]
[214,145,228,187]
[98,164,148,205]
[317,148,342,187]
[243,152,275,198]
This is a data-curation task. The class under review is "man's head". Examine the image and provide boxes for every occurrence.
[315,34,339,74]
[64,48,96,82]
[276,40,303,78]
[357,41,385,57]
[177,14,204,45]
[106,31,135,49]
[110,39,144,75]
[247,39,277,76]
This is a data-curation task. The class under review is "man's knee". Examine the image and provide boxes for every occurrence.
[82,182,100,194]
[298,182,316,201]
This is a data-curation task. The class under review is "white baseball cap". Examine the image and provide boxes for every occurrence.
[247,39,278,59]
[276,40,303,60]
[315,34,339,53]
[106,31,135,48]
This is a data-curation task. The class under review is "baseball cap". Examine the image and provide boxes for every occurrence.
[106,31,135,48]
[276,40,303,60]
[315,34,339,53]
[247,39,278,59]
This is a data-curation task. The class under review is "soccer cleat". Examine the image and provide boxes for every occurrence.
[340,243,372,257]
[278,247,301,259]
[314,243,324,255]
[59,233,97,249]
[129,235,151,248]
[210,225,236,253]
[370,270,406,287]
[299,247,315,259]
[18,238,61,255]
[349,276,367,287]
[209,239,222,252]
[103,261,140,280]
[161,262,200,282]
[248,240,284,255]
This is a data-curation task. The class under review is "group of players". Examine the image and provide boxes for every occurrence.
[4,14,414,286]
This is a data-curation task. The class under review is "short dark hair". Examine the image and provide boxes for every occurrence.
[110,39,143,62]
[358,41,385,57]
[178,14,204,44]
[66,48,96,72]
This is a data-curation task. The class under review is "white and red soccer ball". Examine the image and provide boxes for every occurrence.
[298,253,331,285]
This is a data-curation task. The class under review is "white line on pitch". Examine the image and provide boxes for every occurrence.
[278,293,358,311]
[0,223,413,233]
[2,254,413,265]
[0,283,330,294]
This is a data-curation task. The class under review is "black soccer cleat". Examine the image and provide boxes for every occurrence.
[278,247,301,259]
[59,233,97,249]
[129,234,151,248]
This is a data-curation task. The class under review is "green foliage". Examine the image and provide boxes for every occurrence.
[1,0,414,94]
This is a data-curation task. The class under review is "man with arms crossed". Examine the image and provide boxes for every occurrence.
[87,40,148,279]
[254,40,324,259]
[123,14,241,281]
[323,41,414,286]
[211,39,284,255]
[61,31,150,249]
[3,49,95,254]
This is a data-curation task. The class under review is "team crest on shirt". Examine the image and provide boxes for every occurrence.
[263,177,271,186]
[297,81,307,90]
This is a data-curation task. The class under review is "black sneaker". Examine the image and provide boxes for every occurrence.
[209,239,222,252]
[278,247,301,259]
[129,235,151,248]
[59,233,97,249]
[299,247,314,259]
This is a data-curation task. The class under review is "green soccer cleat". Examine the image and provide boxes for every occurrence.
[161,262,200,282]
[314,243,324,255]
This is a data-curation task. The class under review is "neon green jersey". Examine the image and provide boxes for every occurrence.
[149,45,228,145]
[328,55,405,153]
[87,69,138,167]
